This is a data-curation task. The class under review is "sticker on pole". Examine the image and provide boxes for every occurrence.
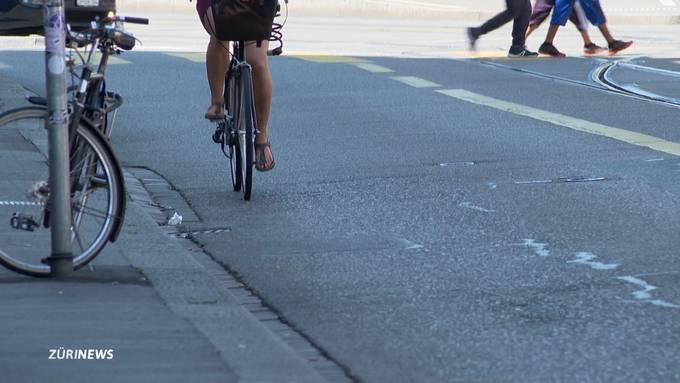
[45,12,65,54]
[76,0,100,6]
[48,55,65,75]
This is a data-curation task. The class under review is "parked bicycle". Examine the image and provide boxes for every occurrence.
[0,14,147,277]
[210,1,286,201]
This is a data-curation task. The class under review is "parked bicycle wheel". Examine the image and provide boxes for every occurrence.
[0,107,125,277]
[238,65,255,201]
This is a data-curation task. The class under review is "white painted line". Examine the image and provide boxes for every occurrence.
[437,89,680,157]
[399,238,425,250]
[0,201,43,206]
[440,162,475,167]
[617,276,680,308]
[459,202,494,213]
[514,180,553,184]
[392,76,441,88]
[659,0,677,7]
[353,63,395,73]
[0,62,12,70]
[618,62,680,79]
[521,239,550,257]
[567,252,619,270]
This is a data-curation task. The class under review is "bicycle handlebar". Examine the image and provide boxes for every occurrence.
[66,15,147,50]
[114,16,149,25]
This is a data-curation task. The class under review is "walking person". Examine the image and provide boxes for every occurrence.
[467,0,538,57]
[537,0,633,57]
[526,0,605,55]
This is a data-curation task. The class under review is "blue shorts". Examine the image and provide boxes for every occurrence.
[551,0,607,26]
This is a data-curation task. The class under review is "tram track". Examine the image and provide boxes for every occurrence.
[478,57,680,110]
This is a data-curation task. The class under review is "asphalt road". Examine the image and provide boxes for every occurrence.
[2,17,680,383]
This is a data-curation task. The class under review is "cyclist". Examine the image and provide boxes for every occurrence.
[195,0,275,171]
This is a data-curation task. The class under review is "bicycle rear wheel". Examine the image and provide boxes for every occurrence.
[224,71,242,192]
[0,108,124,277]
[237,65,255,201]
[227,129,242,192]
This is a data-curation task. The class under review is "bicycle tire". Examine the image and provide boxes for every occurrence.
[238,65,255,201]
[225,72,242,192]
[0,107,125,277]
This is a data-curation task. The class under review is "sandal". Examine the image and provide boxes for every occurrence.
[255,141,275,172]
[204,102,224,121]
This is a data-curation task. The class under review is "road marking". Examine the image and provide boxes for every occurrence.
[659,0,677,6]
[618,62,680,79]
[0,201,42,206]
[458,202,494,213]
[166,52,205,63]
[617,276,680,308]
[567,252,619,270]
[291,54,366,64]
[392,76,441,88]
[0,62,11,70]
[439,161,475,167]
[399,238,425,250]
[437,89,680,157]
[353,63,395,73]
[521,239,550,257]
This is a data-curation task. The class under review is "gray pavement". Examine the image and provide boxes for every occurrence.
[2,9,680,383]
[0,76,333,382]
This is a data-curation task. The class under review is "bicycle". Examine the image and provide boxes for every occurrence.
[211,1,286,201]
[0,14,148,277]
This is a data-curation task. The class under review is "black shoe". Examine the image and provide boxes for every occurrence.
[608,40,633,55]
[467,27,480,50]
[538,42,566,57]
[583,42,605,55]
[508,46,538,58]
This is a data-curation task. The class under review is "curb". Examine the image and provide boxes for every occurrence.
[0,74,338,383]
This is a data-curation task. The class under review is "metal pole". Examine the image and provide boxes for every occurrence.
[43,0,73,277]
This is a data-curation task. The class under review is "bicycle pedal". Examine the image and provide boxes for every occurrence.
[10,213,39,232]
[212,126,224,144]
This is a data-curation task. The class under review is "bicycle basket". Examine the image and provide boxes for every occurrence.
[211,0,277,42]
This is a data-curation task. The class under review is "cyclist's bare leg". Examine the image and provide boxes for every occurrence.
[201,10,229,118]
[246,41,275,171]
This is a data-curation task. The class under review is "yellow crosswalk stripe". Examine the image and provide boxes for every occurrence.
[438,89,680,156]
[288,54,367,64]
[392,76,441,88]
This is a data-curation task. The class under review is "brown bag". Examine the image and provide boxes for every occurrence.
[211,0,277,42]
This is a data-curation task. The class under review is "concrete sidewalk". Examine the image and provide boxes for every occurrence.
[117,0,680,24]
[0,75,334,383]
